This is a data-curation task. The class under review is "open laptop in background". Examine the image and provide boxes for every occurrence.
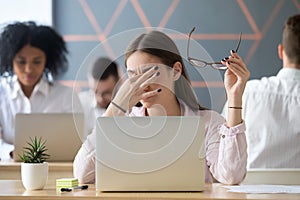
[14,113,84,162]
[242,168,300,185]
[96,116,205,191]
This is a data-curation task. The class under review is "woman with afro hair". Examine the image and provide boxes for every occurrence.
[0,21,82,160]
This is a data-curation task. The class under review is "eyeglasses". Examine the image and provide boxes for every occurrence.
[186,27,242,70]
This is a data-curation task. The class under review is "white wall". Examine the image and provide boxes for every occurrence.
[0,0,52,30]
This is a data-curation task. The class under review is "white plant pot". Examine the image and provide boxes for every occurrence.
[21,162,48,190]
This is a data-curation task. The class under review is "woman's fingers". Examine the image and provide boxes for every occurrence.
[121,65,164,107]
[129,87,162,106]
[222,52,249,77]
[140,71,160,88]
[230,50,240,59]
[140,88,162,101]
[134,66,159,86]
[227,62,248,79]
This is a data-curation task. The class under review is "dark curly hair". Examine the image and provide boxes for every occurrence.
[0,21,68,79]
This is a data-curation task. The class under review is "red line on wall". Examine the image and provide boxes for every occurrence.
[237,0,261,35]
[63,35,99,42]
[131,0,152,27]
[192,81,224,88]
[79,0,116,58]
[59,80,88,92]
[293,0,300,12]
[169,33,258,40]
[63,33,258,42]
[158,0,180,28]
[104,0,128,35]
[245,39,262,64]
[245,0,283,63]
[79,0,103,34]
[261,0,284,36]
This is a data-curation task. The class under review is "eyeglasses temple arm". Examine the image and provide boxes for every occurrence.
[235,32,242,52]
[187,27,196,58]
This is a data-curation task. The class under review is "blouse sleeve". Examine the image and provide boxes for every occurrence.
[73,129,96,184]
[204,111,247,185]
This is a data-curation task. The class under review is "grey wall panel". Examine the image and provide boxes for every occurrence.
[54,0,300,112]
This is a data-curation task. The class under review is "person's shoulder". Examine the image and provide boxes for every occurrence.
[0,79,15,106]
[245,75,278,92]
[78,90,93,98]
[78,89,94,103]
[247,76,274,85]
[180,99,222,119]
[198,109,222,118]
[50,81,75,93]
[195,109,226,129]
[45,81,81,101]
[0,78,14,94]
[193,108,224,122]
[0,80,7,97]
[0,78,6,90]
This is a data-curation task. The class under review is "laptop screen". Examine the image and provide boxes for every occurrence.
[14,113,84,162]
[96,116,205,191]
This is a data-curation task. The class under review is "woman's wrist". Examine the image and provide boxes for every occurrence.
[111,101,127,113]
[104,101,127,116]
[226,96,243,127]
[228,106,242,109]
[227,95,242,108]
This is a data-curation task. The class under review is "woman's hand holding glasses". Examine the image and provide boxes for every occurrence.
[222,50,250,105]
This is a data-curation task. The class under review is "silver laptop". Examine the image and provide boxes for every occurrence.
[96,116,205,191]
[242,168,300,185]
[14,113,84,162]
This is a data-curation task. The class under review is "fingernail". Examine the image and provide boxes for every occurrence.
[225,57,229,60]
[228,62,230,65]
[231,50,236,53]
[157,88,162,92]
[154,66,159,70]
[222,59,226,62]
[156,72,160,76]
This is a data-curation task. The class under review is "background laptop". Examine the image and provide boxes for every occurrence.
[242,168,300,185]
[14,113,84,162]
[96,116,205,191]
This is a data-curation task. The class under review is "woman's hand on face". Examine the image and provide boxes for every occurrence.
[112,65,161,110]
[221,50,250,101]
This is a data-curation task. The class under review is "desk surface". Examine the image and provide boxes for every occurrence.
[0,160,73,181]
[1,161,299,199]
[0,160,72,169]
[0,180,299,200]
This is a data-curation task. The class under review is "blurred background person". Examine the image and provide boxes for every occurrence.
[222,14,300,168]
[79,57,119,135]
[0,21,82,160]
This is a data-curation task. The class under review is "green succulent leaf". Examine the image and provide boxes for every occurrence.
[18,136,50,163]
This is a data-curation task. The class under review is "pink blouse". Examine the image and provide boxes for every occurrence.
[73,100,247,184]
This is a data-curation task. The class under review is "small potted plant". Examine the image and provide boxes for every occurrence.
[19,136,50,190]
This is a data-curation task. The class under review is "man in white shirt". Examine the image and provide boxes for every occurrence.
[79,57,119,135]
[222,14,300,168]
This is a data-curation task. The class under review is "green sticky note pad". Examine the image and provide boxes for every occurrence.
[56,178,78,188]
